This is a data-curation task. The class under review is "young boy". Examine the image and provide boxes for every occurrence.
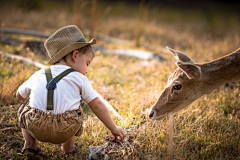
[16,25,125,155]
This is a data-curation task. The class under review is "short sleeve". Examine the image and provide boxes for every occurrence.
[17,79,32,99]
[81,76,99,104]
[17,69,42,99]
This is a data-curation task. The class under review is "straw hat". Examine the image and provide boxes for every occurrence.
[44,25,96,65]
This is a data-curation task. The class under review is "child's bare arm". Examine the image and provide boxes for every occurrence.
[16,91,30,101]
[88,97,125,140]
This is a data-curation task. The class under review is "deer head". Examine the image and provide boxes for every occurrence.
[149,47,204,120]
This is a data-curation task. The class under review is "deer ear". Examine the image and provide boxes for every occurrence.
[176,62,202,79]
[166,46,195,63]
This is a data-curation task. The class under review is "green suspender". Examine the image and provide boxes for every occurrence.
[44,67,75,113]
[45,67,54,111]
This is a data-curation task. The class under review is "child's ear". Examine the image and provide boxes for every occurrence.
[72,50,79,62]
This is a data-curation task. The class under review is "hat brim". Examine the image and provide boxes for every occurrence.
[46,38,96,65]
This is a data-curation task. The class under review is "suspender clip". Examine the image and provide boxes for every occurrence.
[47,111,53,117]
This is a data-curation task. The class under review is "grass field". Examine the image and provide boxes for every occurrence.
[0,0,240,159]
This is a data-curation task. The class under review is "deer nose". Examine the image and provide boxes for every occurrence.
[149,110,155,119]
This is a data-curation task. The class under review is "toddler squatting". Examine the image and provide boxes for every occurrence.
[16,25,125,155]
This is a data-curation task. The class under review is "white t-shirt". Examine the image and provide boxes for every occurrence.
[17,65,99,114]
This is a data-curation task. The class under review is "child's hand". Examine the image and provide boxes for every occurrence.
[111,126,125,141]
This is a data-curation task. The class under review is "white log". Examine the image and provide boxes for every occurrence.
[1,27,166,62]
[0,51,47,69]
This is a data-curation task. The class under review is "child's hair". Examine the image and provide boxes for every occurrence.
[77,45,95,57]
[54,45,94,64]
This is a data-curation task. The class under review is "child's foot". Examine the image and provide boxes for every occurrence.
[21,146,41,156]
[61,145,77,154]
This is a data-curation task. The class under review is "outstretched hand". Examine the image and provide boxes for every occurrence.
[111,126,125,141]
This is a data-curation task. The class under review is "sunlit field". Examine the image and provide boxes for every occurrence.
[0,0,239,159]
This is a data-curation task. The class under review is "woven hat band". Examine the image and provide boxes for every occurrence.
[77,38,87,43]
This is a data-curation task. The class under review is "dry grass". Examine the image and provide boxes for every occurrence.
[0,1,240,159]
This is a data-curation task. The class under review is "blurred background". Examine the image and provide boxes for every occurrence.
[0,0,240,159]
[1,0,239,57]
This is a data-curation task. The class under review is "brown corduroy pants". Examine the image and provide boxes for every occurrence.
[18,101,83,144]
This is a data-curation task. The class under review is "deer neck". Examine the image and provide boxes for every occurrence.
[201,49,240,94]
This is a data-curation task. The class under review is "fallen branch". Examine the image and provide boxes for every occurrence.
[1,27,166,62]
[104,48,166,61]
[0,27,132,45]
[0,51,47,69]
[0,27,50,38]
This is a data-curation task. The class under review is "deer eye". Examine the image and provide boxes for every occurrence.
[173,84,182,90]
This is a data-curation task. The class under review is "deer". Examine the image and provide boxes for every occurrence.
[149,47,240,120]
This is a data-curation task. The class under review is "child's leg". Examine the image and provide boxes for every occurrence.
[22,128,38,150]
[61,136,76,153]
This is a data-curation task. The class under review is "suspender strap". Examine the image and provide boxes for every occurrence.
[54,68,75,83]
[44,67,75,111]
[45,67,54,110]
[45,67,52,82]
